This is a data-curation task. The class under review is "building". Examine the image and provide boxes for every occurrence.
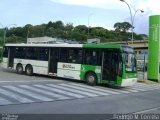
[27,37,57,44]
[87,38,100,44]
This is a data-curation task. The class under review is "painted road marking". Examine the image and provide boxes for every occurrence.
[59,83,110,96]
[0,87,33,103]
[19,85,70,100]
[3,86,53,102]
[34,84,85,99]
[47,84,99,97]
[0,97,12,105]
[69,83,121,94]
[0,82,159,106]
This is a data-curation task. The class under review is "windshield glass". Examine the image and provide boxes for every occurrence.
[123,52,136,72]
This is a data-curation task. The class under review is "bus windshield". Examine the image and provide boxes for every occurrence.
[122,46,136,72]
[123,52,136,72]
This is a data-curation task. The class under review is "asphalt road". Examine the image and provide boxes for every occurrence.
[0,66,160,120]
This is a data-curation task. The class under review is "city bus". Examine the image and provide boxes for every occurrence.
[1,43,137,87]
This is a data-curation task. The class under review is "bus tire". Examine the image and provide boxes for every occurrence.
[16,64,23,74]
[25,65,33,76]
[85,72,97,86]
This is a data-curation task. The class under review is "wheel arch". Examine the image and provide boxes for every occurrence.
[16,63,23,69]
[25,64,33,70]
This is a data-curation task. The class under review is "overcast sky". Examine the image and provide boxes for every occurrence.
[0,0,159,35]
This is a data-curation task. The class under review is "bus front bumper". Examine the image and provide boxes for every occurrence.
[121,78,137,87]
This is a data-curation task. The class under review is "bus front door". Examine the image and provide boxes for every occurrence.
[8,47,15,68]
[102,51,119,81]
[49,49,59,74]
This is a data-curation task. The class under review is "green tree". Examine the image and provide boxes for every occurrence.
[74,25,88,34]
[113,22,122,31]
[114,22,132,32]
[121,22,133,32]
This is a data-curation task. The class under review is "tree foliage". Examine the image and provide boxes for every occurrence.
[0,20,146,45]
[114,22,133,32]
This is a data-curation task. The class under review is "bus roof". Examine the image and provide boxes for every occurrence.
[5,43,83,48]
[83,44,122,49]
[5,43,123,49]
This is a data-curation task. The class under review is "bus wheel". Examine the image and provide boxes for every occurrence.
[25,65,33,76]
[85,72,97,86]
[16,64,23,74]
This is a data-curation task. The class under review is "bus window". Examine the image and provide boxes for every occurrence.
[26,47,37,60]
[15,47,26,59]
[85,49,99,65]
[68,49,82,64]
[59,48,68,63]
[37,48,48,61]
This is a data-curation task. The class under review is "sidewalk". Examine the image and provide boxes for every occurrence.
[138,71,159,84]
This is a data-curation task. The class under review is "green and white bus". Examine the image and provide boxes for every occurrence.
[2,43,137,86]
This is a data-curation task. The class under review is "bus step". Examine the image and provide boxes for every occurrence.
[48,73,57,76]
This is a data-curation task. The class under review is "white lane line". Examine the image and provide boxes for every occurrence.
[34,84,85,99]
[129,87,149,91]
[47,84,99,97]
[107,88,131,94]
[0,87,33,103]
[133,106,160,114]
[0,97,12,105]
[123,89,139,93]
[19,85,70,100]
[60,84,110,96]
[141,85,160,91]
[69,83,121,95]
[0,79,59,83]
[3,86,53,102]
[134,83,159,88]
[131,84,160,91]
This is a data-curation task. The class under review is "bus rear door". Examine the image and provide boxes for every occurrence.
[49,48,59,74]
[8,47,15,68]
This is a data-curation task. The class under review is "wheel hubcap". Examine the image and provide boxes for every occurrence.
[27,68,31,74]
[18,67,22,72]
[88,76,95,83]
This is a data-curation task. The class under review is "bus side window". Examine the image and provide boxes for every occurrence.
[68,49,82,64]
[15,47,26,59]
[59,48,68,63]
[26,48,37,60]
[76,49,82,64]
[85,49,99,65]
[37,48,48,61]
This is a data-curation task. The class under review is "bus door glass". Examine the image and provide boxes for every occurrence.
[8,47,15,68]
[102,50,120,81]
[49,48,59,73]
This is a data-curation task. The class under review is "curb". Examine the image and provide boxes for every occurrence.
[138,80,158,84]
